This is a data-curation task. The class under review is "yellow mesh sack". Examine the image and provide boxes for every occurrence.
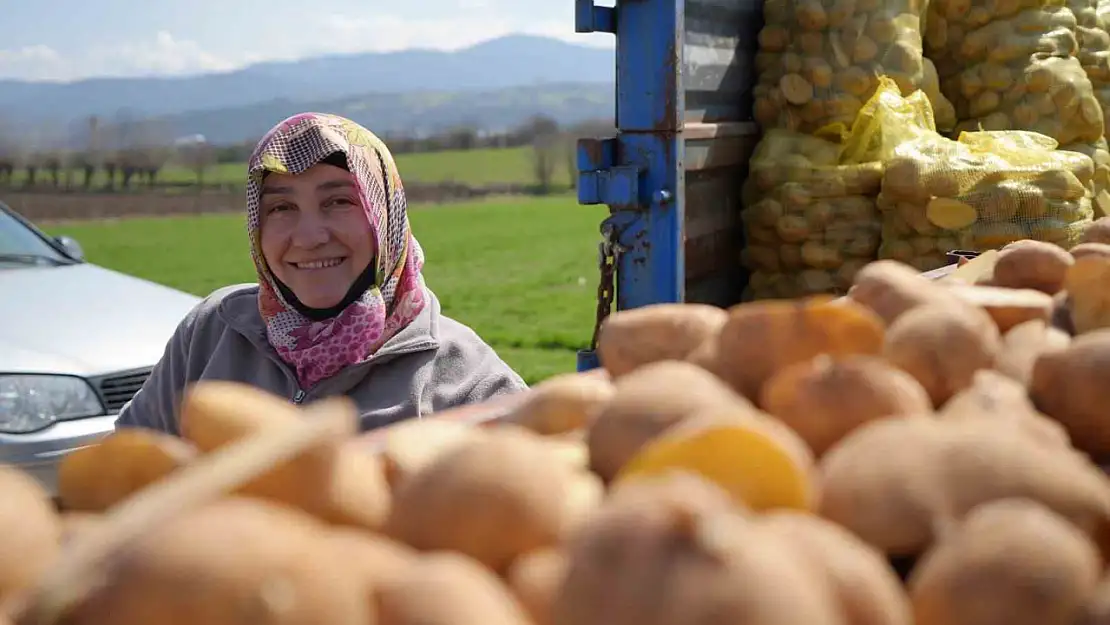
[752,0,956,134]
[924,0,1105,146]
[879,129,1096,269]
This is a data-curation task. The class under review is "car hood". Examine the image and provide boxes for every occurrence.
[0,263,202,377]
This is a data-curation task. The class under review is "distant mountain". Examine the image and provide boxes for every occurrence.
[153,82,615,145]
[0,35,615,125]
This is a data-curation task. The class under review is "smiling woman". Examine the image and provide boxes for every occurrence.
[114,112,528,435]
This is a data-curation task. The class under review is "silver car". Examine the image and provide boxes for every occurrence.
[0,201,201,494]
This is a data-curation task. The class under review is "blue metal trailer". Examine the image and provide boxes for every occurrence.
[573,0,763,371]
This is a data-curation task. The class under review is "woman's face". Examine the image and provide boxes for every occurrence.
[258,163,375,309]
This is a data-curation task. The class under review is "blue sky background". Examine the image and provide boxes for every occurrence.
[0,0,613,81]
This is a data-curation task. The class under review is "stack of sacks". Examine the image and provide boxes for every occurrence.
[923,0,1107,199]
[741,129,883,299]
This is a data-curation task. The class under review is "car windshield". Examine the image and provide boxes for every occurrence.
[0,208,69,265]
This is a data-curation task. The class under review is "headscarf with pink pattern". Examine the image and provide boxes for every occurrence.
[246,112,426,390]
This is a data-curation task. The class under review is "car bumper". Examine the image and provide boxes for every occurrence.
[0,414,118,495]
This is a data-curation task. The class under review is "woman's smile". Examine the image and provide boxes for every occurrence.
[289,257,347,270]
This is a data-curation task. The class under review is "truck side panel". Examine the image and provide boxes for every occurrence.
[574,0,762,369]
[684,0,762,306]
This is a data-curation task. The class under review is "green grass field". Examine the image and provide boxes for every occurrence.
[13,146,573,189]
[45,195,605,384]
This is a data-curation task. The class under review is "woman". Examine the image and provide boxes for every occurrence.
[116,112,528,435]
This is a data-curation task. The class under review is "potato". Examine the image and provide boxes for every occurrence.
[57,428,197,512]
[759,354,932,456]
[994,318,1071,386]
[506,548,567,625]
[179,380,301,450]
[502,372,614,435]
[945,284,1054,332]
[819,417,1110,556]
[597,303,727,378]
[58,512,103,546]
[759,512,912,625]
[615,412,817,512]
[375,553,533,625]
[883,303,1001,406]
[378,419,485,489]
[1076,575,1110,625]
[63,497,371,625]
[909,499,1101,625]
[1053,290,1079,335]
[848,260,962,325]
[385,427,595,573]
[1065,255,1110,334]
[937,369,1071,448]
[586,360,756,482]
[180,383,391,531]
[991,240,1074,293]
[1031,329,1110,455]
[552,475,841,625]
[699,296,885,400]
[1071,242,1110,260]
[323,528,418,589]
[1080,216,1110,244]
[0,467,61,600]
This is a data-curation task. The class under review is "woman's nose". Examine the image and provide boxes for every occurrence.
[291,211,330,248]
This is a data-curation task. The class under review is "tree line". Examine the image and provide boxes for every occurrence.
[0,111,615,194]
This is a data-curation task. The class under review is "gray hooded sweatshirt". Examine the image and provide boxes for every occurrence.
[115,283,529,435]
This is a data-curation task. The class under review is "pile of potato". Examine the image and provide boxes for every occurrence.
[752,0,956,134]
[9,230,1110,624]
[740,129,883,298]
[878,130,1096,270]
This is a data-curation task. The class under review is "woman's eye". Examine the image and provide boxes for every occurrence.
[325,196,357,208]
[266,203,294,214]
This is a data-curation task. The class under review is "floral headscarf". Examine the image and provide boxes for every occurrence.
[246,113,426,389]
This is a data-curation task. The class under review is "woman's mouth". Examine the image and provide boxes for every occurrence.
[291,257,346,270]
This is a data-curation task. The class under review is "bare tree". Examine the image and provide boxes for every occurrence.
[129,119,173,188]
[15,128,44,189]
[70,115,103,190]
[531,132,559,194]
[35,124,70,189]
[175,135,216,188]
[0,117,16,187]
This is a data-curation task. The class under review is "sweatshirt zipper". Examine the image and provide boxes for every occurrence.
[292,389,306,404]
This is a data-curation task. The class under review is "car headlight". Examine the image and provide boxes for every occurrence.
[0,375,104,434]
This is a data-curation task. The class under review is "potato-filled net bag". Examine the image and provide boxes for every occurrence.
[740,130,884,300]
[752,0,957,134]
[1062,0,1110,210]
[879,130,1096,270]
[1061,137,1110,215]
[923,0,1106,147]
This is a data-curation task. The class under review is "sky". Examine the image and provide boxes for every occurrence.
[0,0,613,82]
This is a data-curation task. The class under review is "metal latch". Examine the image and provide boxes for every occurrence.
[576,137,642,210]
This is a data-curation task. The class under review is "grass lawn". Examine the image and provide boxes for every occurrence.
[14,146,572,189]
[45,194,606,384]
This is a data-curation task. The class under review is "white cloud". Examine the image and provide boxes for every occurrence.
[100,32,236,76]
[311,12,578,54]
[0,32,237,81]
[0,45,68,81]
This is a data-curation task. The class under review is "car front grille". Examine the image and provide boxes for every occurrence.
[95,369,153,414]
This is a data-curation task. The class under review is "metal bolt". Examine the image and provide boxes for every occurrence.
[653,189,673,205]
